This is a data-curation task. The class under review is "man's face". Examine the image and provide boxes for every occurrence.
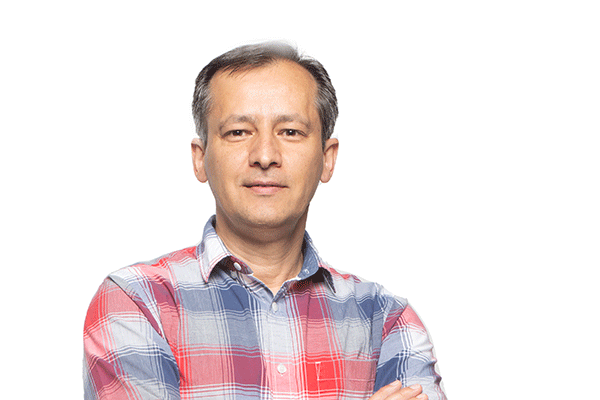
[192,60,338,232]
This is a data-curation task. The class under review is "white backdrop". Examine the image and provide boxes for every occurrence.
[1,1,598,399]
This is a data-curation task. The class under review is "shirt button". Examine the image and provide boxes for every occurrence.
[277,364,287,374]
[271,302,279,313]
[233,262,242,271]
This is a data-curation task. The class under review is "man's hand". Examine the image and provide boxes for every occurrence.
[369,381,428,400]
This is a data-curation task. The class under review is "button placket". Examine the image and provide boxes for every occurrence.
[264,291,293,392]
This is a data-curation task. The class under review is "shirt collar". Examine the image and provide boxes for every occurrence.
[196,215,335,293]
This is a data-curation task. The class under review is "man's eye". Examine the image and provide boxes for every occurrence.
[225,130,248,137]
[281,129,301,136]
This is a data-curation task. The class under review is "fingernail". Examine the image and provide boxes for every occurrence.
[409,384,421,390]
[416,394,427,399]
[392,380,402,387]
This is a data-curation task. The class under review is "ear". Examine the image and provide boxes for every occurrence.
[320,138,339,183]
[191,137,208,183]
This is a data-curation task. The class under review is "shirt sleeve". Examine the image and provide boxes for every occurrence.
[83,277,180,399]
[373,302,447,400]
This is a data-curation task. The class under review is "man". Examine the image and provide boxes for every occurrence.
[84,42,446,400]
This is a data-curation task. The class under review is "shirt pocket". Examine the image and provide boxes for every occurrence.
[344,358,377,395]
[306,359,343,395]
[305,358,377,398]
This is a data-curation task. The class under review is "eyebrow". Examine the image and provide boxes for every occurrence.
[273,114,312,130]
[218,114,258,131]
[219,113,313,131]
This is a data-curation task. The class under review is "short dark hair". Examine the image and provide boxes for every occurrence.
[192,41,338,148]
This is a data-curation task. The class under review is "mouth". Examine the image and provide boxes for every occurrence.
[243,181,287,195]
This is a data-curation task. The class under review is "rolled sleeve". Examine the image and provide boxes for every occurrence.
[83,278,180,400]
[374,303,446,400]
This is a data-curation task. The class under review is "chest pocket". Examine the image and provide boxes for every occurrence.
[305,358,377,398]
[305,359,342,396]
[344,358,377,395]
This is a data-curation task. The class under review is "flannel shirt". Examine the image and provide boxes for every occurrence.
[84,217,446,399]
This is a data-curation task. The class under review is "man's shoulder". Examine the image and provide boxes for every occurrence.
[108,244,201,291]
[323,264,408,311]
[86,246,200,341]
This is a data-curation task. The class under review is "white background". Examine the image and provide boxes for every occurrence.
[1,1,598,399]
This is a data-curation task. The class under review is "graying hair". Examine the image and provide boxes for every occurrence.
[192,41,338,148]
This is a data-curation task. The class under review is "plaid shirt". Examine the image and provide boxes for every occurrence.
[84,217,446,399]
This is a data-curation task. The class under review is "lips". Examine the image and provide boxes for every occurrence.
[243,180,287,195]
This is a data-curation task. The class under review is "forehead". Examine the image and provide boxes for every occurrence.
[212,59,317,90]
[208,61,319,117]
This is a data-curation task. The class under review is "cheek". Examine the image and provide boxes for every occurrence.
[203,153,218,183]
[204,151,230,193]
[309,151,325,178]
[205,151,248,196]
[294,155,324,193]
[205,148,232,178]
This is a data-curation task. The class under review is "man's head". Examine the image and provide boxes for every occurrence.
[190,42,339,235]
[192,42,338,148]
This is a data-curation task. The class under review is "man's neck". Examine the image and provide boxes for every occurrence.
[214,212,307,295]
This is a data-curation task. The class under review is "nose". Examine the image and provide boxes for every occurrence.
[248,131,282,169]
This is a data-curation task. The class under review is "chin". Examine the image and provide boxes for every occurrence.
[245,213,289,228]
[241,207,306,230]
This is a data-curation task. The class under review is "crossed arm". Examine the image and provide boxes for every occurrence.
[370,381,428,400]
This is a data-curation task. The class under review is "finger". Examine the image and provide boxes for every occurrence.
[385,384,426,400]
[369,380,403,400]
